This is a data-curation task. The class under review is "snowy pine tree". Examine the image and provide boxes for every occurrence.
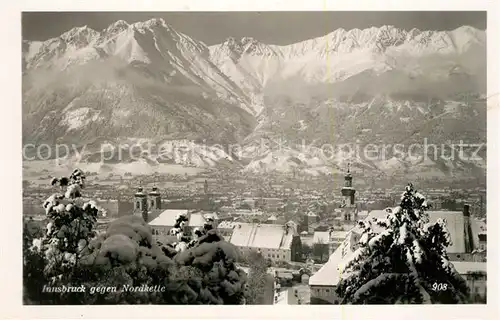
[336,183,470,304]
[24,169,105,303]
[37,170,100,277]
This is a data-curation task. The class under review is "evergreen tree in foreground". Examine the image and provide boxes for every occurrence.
[336,183,471,304]
[24,169,101,304]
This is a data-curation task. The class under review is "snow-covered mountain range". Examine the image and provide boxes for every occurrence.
[23,19,249,104]
[22,19,487,180]
[209,25,485,100]
[22,18,255,148]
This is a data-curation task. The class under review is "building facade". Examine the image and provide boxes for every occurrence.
[453,261,487,301]
[133,187,163,222]
[312,229,350,257]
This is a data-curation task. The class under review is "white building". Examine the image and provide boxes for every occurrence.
[219,221,301,262]
[311,230,350,256]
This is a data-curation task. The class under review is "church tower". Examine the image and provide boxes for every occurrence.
[134,187,148,222]
[340,163,357,221]
[148,187,162,211]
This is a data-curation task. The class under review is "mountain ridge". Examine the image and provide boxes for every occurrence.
[210,25,486,57]
[209,25,486,100]
[23,18,252,111]
[22,19,487,180]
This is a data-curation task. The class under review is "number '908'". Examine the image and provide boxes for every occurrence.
[432,283,448,291]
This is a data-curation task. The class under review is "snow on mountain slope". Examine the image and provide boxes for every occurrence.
[240,91,486,178]
[22,66,255,149]
[23,18,253,112]
[210,37,283,91]
[242,147,329,175]
[209,25,486,96]
[22,19,259,152]
[76,138,237,168]
[22,20,486,178]
[22,40,44,62]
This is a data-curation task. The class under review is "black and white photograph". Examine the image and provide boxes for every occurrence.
[13,5,495,311]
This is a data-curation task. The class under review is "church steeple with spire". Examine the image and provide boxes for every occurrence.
[343,163,353,188]
[340,163,357,221]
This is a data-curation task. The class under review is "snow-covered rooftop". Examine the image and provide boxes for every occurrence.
[428,210,485,253]
[203,212,219,220]
[451,261,486,274]
[218,221,237,229]
[357,210,369,218]
[330,231,349,239]
[148,209,189,226]
[309,243,352,286]
[188,213,207,228]
[313,231,330,244]
[228,223,294,250]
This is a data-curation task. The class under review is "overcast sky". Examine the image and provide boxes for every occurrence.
[22,11,486,45]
